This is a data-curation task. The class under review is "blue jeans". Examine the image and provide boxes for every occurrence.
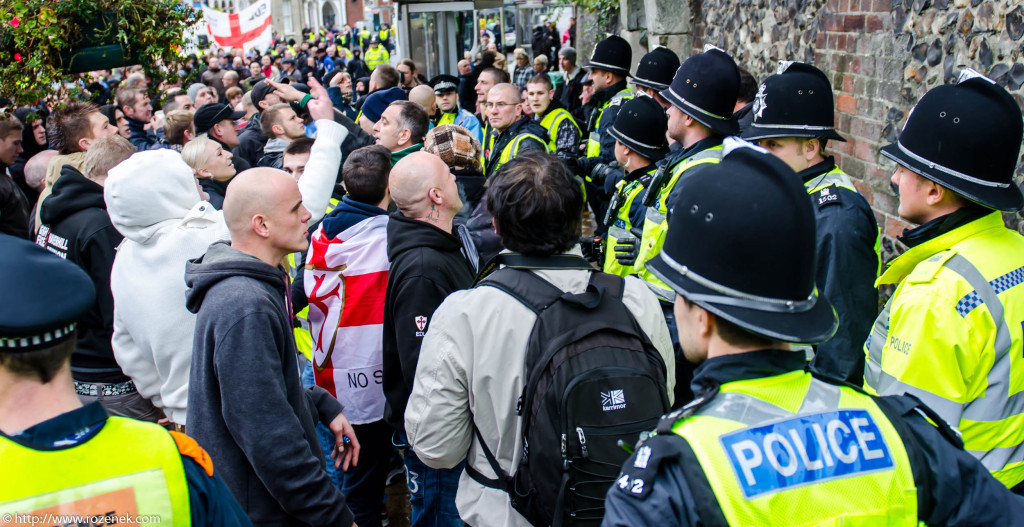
[300,357,345,490]
[399,434,465,527]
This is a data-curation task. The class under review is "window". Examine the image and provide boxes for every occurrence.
[283,0,293,30]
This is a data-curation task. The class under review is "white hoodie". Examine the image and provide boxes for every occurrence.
[105,120,346,424]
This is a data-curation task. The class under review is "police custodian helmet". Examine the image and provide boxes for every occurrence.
[661,45,740,136]
[609,96,671,161]
[633,47,681,92]
[881,68,1024,212]
[584,35,633,77]
[741,61,846,143]
[647,137,838,344]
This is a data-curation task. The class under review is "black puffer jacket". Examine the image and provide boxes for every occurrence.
[382,211,476,434]
[37,165,127,382]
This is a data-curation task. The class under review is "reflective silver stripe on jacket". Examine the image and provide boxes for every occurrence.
[865,253,1023,471]
[697,378,842,427]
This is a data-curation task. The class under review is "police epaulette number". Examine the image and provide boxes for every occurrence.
[613,433,685,499]
[813,184,842,209]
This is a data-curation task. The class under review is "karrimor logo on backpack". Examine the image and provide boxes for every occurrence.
[601,389,626,411]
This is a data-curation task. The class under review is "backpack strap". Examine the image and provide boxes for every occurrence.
[476,252,594,283]
[465,424,515,492]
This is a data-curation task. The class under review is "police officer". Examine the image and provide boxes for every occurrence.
[623,46,740,304]
[0,234,251,525]
[601,139,1024,526]
[632,47,680,110]
[741,61,880,386]
[603,96,670,278]
[574,36,634,183]
[864,69,1024,493]
[364,36,390,71]
[430,74,483,142]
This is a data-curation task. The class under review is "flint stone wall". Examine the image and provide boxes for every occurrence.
[620,0,1024,264]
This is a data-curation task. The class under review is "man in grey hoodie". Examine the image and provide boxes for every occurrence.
[185,167,360,527]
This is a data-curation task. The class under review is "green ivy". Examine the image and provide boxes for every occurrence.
[0,0,201,106]
[576,0,619,35]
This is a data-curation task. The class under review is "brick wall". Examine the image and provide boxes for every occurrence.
[687,0,1024,267]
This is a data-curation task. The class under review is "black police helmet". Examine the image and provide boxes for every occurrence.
[609,95,670,161]
[647,138,838,344]
[741,61,846,143]
[0,234,96,352]
[634,47,680,92]
[584,35,632,77]
[660,46,740,136]
[880,69,1024,212]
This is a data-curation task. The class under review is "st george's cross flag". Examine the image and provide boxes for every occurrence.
[203,0,273,53]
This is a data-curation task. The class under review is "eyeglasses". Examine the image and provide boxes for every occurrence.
[484,102,517,110]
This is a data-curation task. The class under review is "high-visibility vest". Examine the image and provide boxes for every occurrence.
[537,107,580,153]
[487,132,548,177]
[0,417,191,523]
[804,166,882,276]
[365,47,389,70]
[668,371,917,525]
[586,88,633,158]
[635,145,723,301]
[864,211,1024,488]
[603,166,656,277]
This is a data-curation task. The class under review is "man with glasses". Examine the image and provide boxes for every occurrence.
[482,83,548,176]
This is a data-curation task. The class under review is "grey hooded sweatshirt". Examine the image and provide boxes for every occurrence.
[185,241,353,527]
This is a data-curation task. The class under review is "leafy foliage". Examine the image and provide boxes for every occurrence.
[576,0,620,35]
[0,0,201,106]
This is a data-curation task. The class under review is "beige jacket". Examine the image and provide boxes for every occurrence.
[405,248,675,526]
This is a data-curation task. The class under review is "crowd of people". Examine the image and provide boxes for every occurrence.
[1,20,1024,527]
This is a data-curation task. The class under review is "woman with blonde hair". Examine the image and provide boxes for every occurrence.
[181,133,236,208]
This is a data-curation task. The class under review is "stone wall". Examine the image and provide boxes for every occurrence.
[619,0,1024,265]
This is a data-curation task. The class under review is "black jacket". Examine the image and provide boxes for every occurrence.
[603,349,1024,526]
[37,166,127,382]
[560,67,587,121]
[127,116,160,151]
[382,212,476,434]
[185,241,353,527]
[484,116,549,176]
[234,113,268,168]
[199,178,230,210]
[801,158,879,385]
[0,166,30,239]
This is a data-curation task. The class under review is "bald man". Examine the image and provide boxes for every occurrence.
[483,83,549,176]
[186,167,361,527]
[382,152,476,525]
[408,84,437,119]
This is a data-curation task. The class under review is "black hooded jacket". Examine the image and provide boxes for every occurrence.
[234,112,268,168]
[37,165,127,382]
[185,241,353,527]
[382,212,476,434]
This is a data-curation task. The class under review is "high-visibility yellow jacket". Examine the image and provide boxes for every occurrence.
[864,211,1024,488]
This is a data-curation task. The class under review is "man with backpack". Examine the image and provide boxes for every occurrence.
[404,152,674,526]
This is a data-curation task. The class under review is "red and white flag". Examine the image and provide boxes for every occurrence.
[203,0,273,54]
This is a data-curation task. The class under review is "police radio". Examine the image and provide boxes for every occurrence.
[603,192,622,228]
[642,165,668,207]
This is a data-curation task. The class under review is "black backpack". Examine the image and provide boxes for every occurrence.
[467,255,670,526]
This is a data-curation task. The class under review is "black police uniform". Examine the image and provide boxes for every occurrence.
[741,62,880,385]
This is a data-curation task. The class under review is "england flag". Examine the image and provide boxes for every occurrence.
[203,0,273,54]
